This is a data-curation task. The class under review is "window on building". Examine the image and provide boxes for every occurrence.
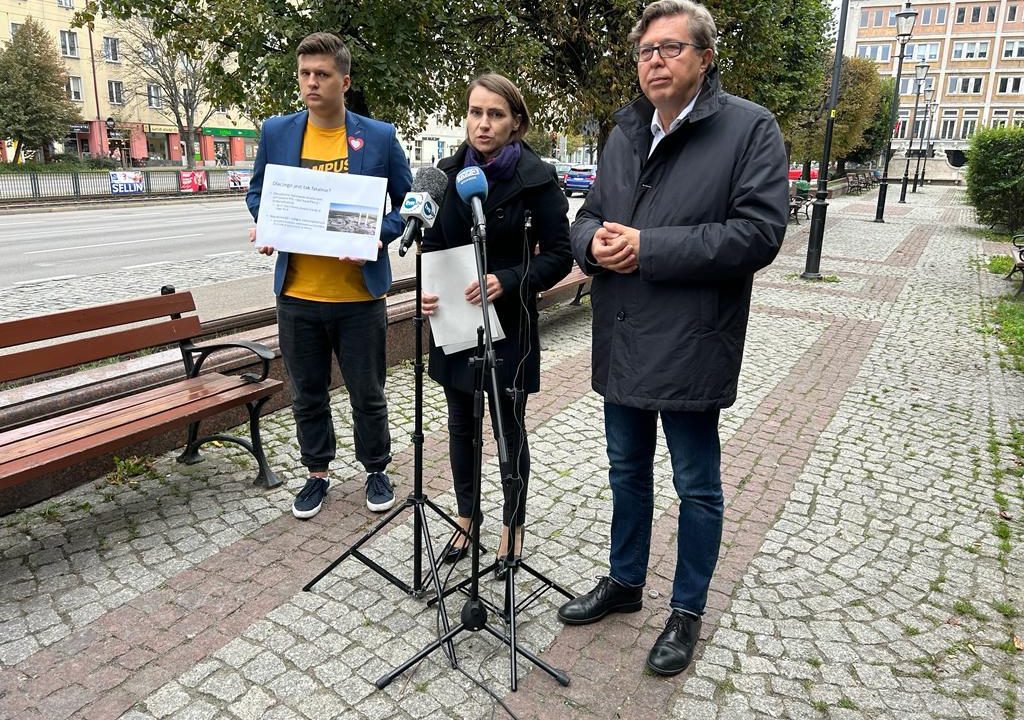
[65,75,82,101]
[920,7,932,24]
[941,110,958,138]
[860,9,869,27]
[873,9,884,26]
[147,83,163,108]
[857,44,891,62]
[956,6,966,22]
[953,41,990,59]
[142,42,157,65]
[1004,40,1024,58]
[936,7,947,23]
[992,110,1010,127]
[59,30,78,57]
[896,110,910,139]
[888,9,897,25]
[102,36,119,62]
[913,112,926,139]
[56,0,74,8]
[10,22,22,39]
[215,104,229,113]
[900,76,935,94]
[905,42,940,61]
[1014,110,1024,127]
[107,80,123,105]
[987,4,997,21]
[1010,4,1019,22]
[998,76,1024,93]
[971,5,981,22]
[961,110,979,138]
[947,75,984,93]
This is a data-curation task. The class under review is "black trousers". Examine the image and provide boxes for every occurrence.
[276,295,391,474]
[445,385,529,527]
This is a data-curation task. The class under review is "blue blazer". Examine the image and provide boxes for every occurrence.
[246,109,413,298]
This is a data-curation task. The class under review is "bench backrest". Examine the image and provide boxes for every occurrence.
[0,290,199,383]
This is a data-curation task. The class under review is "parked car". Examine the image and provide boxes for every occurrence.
[564,165,597,197]
[553,161,572,187]
[788,167,819,181]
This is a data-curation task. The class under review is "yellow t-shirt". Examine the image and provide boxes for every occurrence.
[282,122,374,302]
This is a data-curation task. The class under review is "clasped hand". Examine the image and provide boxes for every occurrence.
[591,221,639,274]
[248,227,380,265]
[421,274,503,316]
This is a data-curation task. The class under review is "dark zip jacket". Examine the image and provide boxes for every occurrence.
[570,66,788,411]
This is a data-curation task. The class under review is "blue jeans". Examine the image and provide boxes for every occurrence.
[604,402,723,615]
[276,295,391,474]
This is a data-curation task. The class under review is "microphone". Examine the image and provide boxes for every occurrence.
[398,166,448,257]
[455,166,488,240]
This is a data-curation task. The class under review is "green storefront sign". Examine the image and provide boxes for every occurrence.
[201,127,258,138]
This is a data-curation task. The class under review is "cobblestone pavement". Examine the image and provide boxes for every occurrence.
[1,187,1022,719]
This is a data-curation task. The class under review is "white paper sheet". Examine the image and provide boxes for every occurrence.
[422,244,505,355]
[255,163,387,260]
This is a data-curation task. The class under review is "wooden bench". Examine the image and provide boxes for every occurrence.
[538,265,591,306]
[0,287,284,495]
[1005,234,1024,294]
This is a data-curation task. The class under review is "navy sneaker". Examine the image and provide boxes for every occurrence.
[292,476,329,519]
[366,471,396,512]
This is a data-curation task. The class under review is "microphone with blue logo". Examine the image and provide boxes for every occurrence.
[398,166,448,257]
[455,166,488,241]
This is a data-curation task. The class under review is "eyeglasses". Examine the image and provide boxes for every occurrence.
[632,40,704,62]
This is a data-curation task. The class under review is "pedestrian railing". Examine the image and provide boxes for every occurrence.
[0,169,251,202]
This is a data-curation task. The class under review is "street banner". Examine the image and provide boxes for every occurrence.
[109,171,145,195]
[179,170,208,193]
[255,163,386,261]
[227,170,251,191]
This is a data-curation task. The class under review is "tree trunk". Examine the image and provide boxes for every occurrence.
[802,159,812,182]
[836,158,847,177]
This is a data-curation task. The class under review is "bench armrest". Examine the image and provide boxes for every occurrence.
[1013,234,1024,250]
[182,340,275,381]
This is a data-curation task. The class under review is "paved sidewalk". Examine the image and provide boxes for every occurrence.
[1,186,1022,719]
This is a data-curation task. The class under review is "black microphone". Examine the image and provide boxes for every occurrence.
[455,166,488,240]
[398,166,448,257]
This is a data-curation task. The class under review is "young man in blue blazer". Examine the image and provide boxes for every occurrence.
[247,32,412,519]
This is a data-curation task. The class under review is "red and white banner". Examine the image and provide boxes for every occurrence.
[179,170,208,193]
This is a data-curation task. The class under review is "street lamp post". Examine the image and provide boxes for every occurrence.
[920,99,938,186]
[875,3,918,223]
[912,85,934,192]
[801,0,851,279]
[899,60,929,203]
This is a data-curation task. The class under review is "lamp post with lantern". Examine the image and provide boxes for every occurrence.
[899,60,929,203]
[920,98,938,187]
[913,87,934,192]
[875,3,919,222]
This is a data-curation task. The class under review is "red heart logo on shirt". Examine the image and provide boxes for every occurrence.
[349,137,364,151]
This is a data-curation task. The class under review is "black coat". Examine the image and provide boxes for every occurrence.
[423,142,572,394]
[569,67,789,411]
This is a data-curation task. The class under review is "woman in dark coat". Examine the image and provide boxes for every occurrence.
[421,73,572,574]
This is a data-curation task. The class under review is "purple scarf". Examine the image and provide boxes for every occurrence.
[464,141,521,187]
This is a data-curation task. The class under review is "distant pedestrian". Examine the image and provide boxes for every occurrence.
[557,0,788,677]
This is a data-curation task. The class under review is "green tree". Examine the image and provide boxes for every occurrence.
[0,19,82,162]
[846,76,895,166]
[966,126,1024,232]
[786,55,883,172]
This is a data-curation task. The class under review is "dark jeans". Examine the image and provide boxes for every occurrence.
[276,295,391,474]
[604,402,723,615]
[445,386,529,527]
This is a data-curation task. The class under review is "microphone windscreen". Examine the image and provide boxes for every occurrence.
[412,166,449,204]
[455,166,488,205]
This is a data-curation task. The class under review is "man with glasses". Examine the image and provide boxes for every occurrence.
[559,0,788,677]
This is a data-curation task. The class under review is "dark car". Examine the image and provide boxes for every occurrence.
[553,161,571,187]
[564,165,596,197]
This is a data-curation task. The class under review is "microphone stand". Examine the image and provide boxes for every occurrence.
[303,229,460,662]
[375,211,570,692]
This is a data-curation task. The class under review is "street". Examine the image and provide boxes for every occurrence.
[0,195,586,318]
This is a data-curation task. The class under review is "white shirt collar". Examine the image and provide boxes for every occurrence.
[649,90,700,157]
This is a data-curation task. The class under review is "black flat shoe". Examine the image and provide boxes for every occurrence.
[646,610,702,676]
[557,576,643,625]
[441,543,468,564]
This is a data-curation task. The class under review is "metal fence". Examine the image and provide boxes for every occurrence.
[0,169,248,202]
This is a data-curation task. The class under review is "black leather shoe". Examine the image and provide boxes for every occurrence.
[557,576,643,625]
[441,543,467,564]
[646,610,702,676]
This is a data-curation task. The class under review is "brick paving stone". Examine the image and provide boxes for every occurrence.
[3,189,1024,719]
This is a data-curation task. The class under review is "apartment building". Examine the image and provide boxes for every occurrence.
[0,0,258,165]
[846,0,1024,163]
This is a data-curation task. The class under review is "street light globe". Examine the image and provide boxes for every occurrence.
[896,4,918,43]
[915,61,929,80]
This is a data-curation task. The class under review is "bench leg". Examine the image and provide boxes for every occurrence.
[570,282,589,306]
[177,421,204,465]
[246,397,280,488]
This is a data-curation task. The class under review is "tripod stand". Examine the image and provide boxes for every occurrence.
[375,212,571,692]
[303,230,464,623]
